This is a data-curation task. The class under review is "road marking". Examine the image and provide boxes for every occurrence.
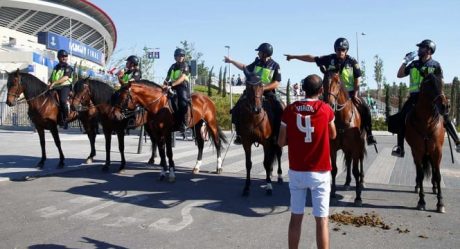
[149,200,214,232]
[37,196,101,218]
[365,148,397,184]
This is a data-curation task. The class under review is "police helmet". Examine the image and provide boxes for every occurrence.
[416,39,436,54]
[126,55,139,65]
[174,48,186,57]
[57,49,68,58]
[334,38,349,51]
[255,43,273,57]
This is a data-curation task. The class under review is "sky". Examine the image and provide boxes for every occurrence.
[91,0,460,88]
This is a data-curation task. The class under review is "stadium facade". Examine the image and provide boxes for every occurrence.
[0,0,117,83]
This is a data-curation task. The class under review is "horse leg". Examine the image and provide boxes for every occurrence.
[36,127,46,169]
[415,163,426,210]
[85,124,97,164]
[102,128,112,172]
[242,143,252,196]
[50,126,65,169]
[193,125,204,174]
[431,165,437,194]
[157,139,167,181]
[263,144,275,196]
[117,130,126,173]
[146,125,157,165]
[432,157,445,213]
[330,150,338,198]
[166,133,175,182]
[352,158,362,207]
[359,156,365,189]
[276,145,283,184]
[344,154,352,190]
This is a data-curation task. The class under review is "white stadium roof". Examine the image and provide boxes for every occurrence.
[0,0,117,61]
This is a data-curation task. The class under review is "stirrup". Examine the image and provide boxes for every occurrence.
[367,135,377,145]
[391,146,404,157]
[455,142,460,153]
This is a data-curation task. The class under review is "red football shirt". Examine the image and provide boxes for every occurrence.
[281,99,334,172]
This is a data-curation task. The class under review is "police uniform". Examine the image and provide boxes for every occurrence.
[50,62,73,126]
[120,69,142,85]
[315,54,376,144]
[232,57,283,140]
[165,61,190,130]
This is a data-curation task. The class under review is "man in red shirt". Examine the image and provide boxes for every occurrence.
[278,74,336,249]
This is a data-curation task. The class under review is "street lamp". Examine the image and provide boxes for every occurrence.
[225,45,232,132]
[355,32,366,63]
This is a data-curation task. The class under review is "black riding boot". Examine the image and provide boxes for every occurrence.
[61,106,69,129]
[231,106,242,145]
[444,115,460,152]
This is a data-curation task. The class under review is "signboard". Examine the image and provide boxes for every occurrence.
[37,32,104,65]
[147,51,160,59]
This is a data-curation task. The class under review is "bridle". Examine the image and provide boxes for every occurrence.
[72,83,95,111]
[245,83,265,114]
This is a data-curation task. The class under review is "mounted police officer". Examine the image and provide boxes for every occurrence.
[284,37,377,146]
[117,55,141,88]
[391,39,460,157]
[224,42,283,145]
[48,49,73,129]
[164,48,190,132]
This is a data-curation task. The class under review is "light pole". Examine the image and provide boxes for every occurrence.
[355,32,366,64]
[225,45,232,132]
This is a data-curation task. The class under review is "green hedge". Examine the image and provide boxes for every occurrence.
[372,117,388,131]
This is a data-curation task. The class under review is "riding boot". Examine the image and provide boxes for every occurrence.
[391,130,405,157]
[357,101,377,145]
[62,106,69,130]
[444,115,460,152]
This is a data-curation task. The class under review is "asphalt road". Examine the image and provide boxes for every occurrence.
[0,129,459,249]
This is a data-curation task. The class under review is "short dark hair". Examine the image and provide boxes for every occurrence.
[302,74,323,97]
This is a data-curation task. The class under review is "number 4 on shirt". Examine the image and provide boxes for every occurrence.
[297,114,314,143]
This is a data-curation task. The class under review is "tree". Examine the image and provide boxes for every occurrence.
[177,40,209,85]
[373,55,384,99]
[222,66,227,97]
[453,77,460,125]
[391,81,398,97]
[218,66,222,94]
[360,60,367,90]
[207,66,214,97]
[286,79,291,105]
[140,46,155,81]
[384,83,390,121]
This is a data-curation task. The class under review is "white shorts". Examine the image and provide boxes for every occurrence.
[288,169,331,217]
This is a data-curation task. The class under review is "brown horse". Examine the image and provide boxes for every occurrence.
[405,73,446,213]
[324,72,365,206]
[112,80,227,182]
[5,70,97,168]
[72,78,157,172]
[237,78,283,196]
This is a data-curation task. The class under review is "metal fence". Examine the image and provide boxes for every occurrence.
[0,101,80,128]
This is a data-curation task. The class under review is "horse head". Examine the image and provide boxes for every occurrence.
[6,69,23,107]
[419,72,447,116]
[244,70,264,114]
[113,82,136,121]
[71,78,93,112]
[323,70,348,111]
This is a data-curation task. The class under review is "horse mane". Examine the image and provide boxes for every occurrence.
[74,78,114,105]
[8,71,48,98]
[135,79,163,89]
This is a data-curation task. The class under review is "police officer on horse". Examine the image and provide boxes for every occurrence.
[392,39,460,157]
[164,48,191,133]
[224,42,284,145]
[284,37,377,146]
[48,49,73,129]
[117,55,142,89]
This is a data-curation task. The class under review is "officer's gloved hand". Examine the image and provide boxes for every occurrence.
[403,51,417,64]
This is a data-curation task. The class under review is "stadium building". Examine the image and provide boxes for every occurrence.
[0,0,117,84]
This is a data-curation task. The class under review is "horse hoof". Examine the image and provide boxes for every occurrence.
[192,168,200,174]
[147,158,155,165]
[437,205,445,213]
[354,199,363,207]
[416,204,426,211]
[36,163,44,169]
[118,168,125,174]
[360,183,366,189]
[86,158,93,164]
[266,189,273,196]
[277,178,283,184]
[415,187,420,194]
[216,168,223,174]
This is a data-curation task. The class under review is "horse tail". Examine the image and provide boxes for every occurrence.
[209,124,227,151]
[422,154,432,179]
